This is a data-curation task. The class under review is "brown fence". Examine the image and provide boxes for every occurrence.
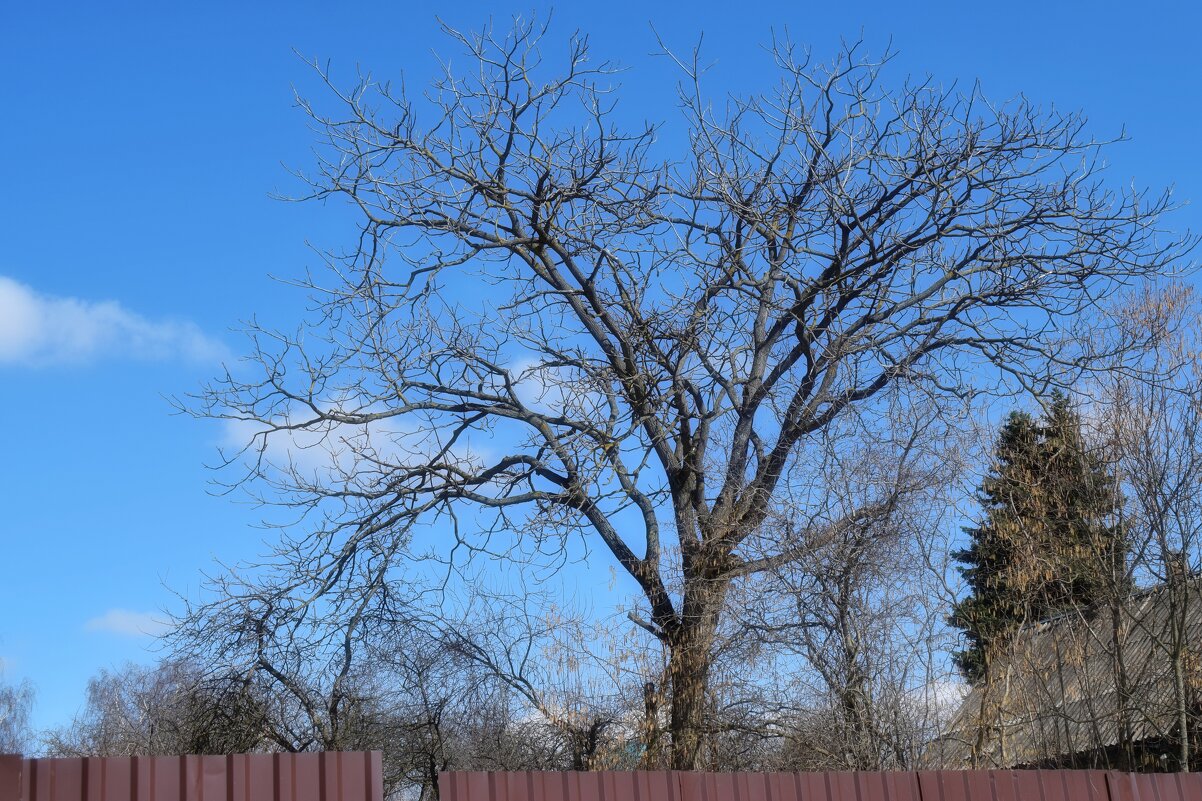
[438,770,1202,801]
[0,752,383,801]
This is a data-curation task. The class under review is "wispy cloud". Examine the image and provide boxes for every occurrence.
[0,276,225,366]
[221,401,491,481]
[85,609,171,638]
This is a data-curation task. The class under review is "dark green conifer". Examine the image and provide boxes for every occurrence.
[950,393,1126,683]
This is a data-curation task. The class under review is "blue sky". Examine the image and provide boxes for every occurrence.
[2,0,1200,739]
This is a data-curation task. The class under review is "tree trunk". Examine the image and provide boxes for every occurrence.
[1109,599,1135,770]
[638,682,662,769]
[667,625,713,769]
[1175,654,1190,771]
[1167,564,1190,771]
[666,576,728,770]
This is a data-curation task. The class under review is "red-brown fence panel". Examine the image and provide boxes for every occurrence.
[917,769,1111,801]
[1,752,382,801]
[0,757,20,801]
[1107,769,1202,801]
[439,769,1202,801]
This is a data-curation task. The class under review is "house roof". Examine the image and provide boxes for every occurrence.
[927,577,1202,768]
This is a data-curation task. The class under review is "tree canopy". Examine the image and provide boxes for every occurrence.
[183,19,1190,768]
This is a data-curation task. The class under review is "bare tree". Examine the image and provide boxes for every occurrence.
[732,396,970,769]
[436,580,641,771]
[0,672,33,755]
[170,563,408,758]
[172,581,601,796]
[189,17,1190,767]
[1099,287,1202,770]
[43,660,270,757]
[367,616,642,798]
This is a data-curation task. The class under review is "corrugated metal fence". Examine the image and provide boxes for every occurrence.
[438,770,1202,801]
[0,752,383,801]
[5,759,1200,800]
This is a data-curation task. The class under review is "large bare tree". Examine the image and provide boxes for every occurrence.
[191,18,1190,767]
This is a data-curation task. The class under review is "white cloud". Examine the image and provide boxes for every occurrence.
[85,609,171,638]
[221,409,413,476]
[221,401,492,482]
[0,276,225,366]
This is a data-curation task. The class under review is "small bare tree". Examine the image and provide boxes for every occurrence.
[42,660,270,757]
[364,627,575,799]
[190,18,1190,767]
[0,672,33,755]
[1099,287,1202,770]
[734,397,970,769]
[436,581,639,771]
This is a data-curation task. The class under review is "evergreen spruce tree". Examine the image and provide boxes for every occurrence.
[950,393,1127,683]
